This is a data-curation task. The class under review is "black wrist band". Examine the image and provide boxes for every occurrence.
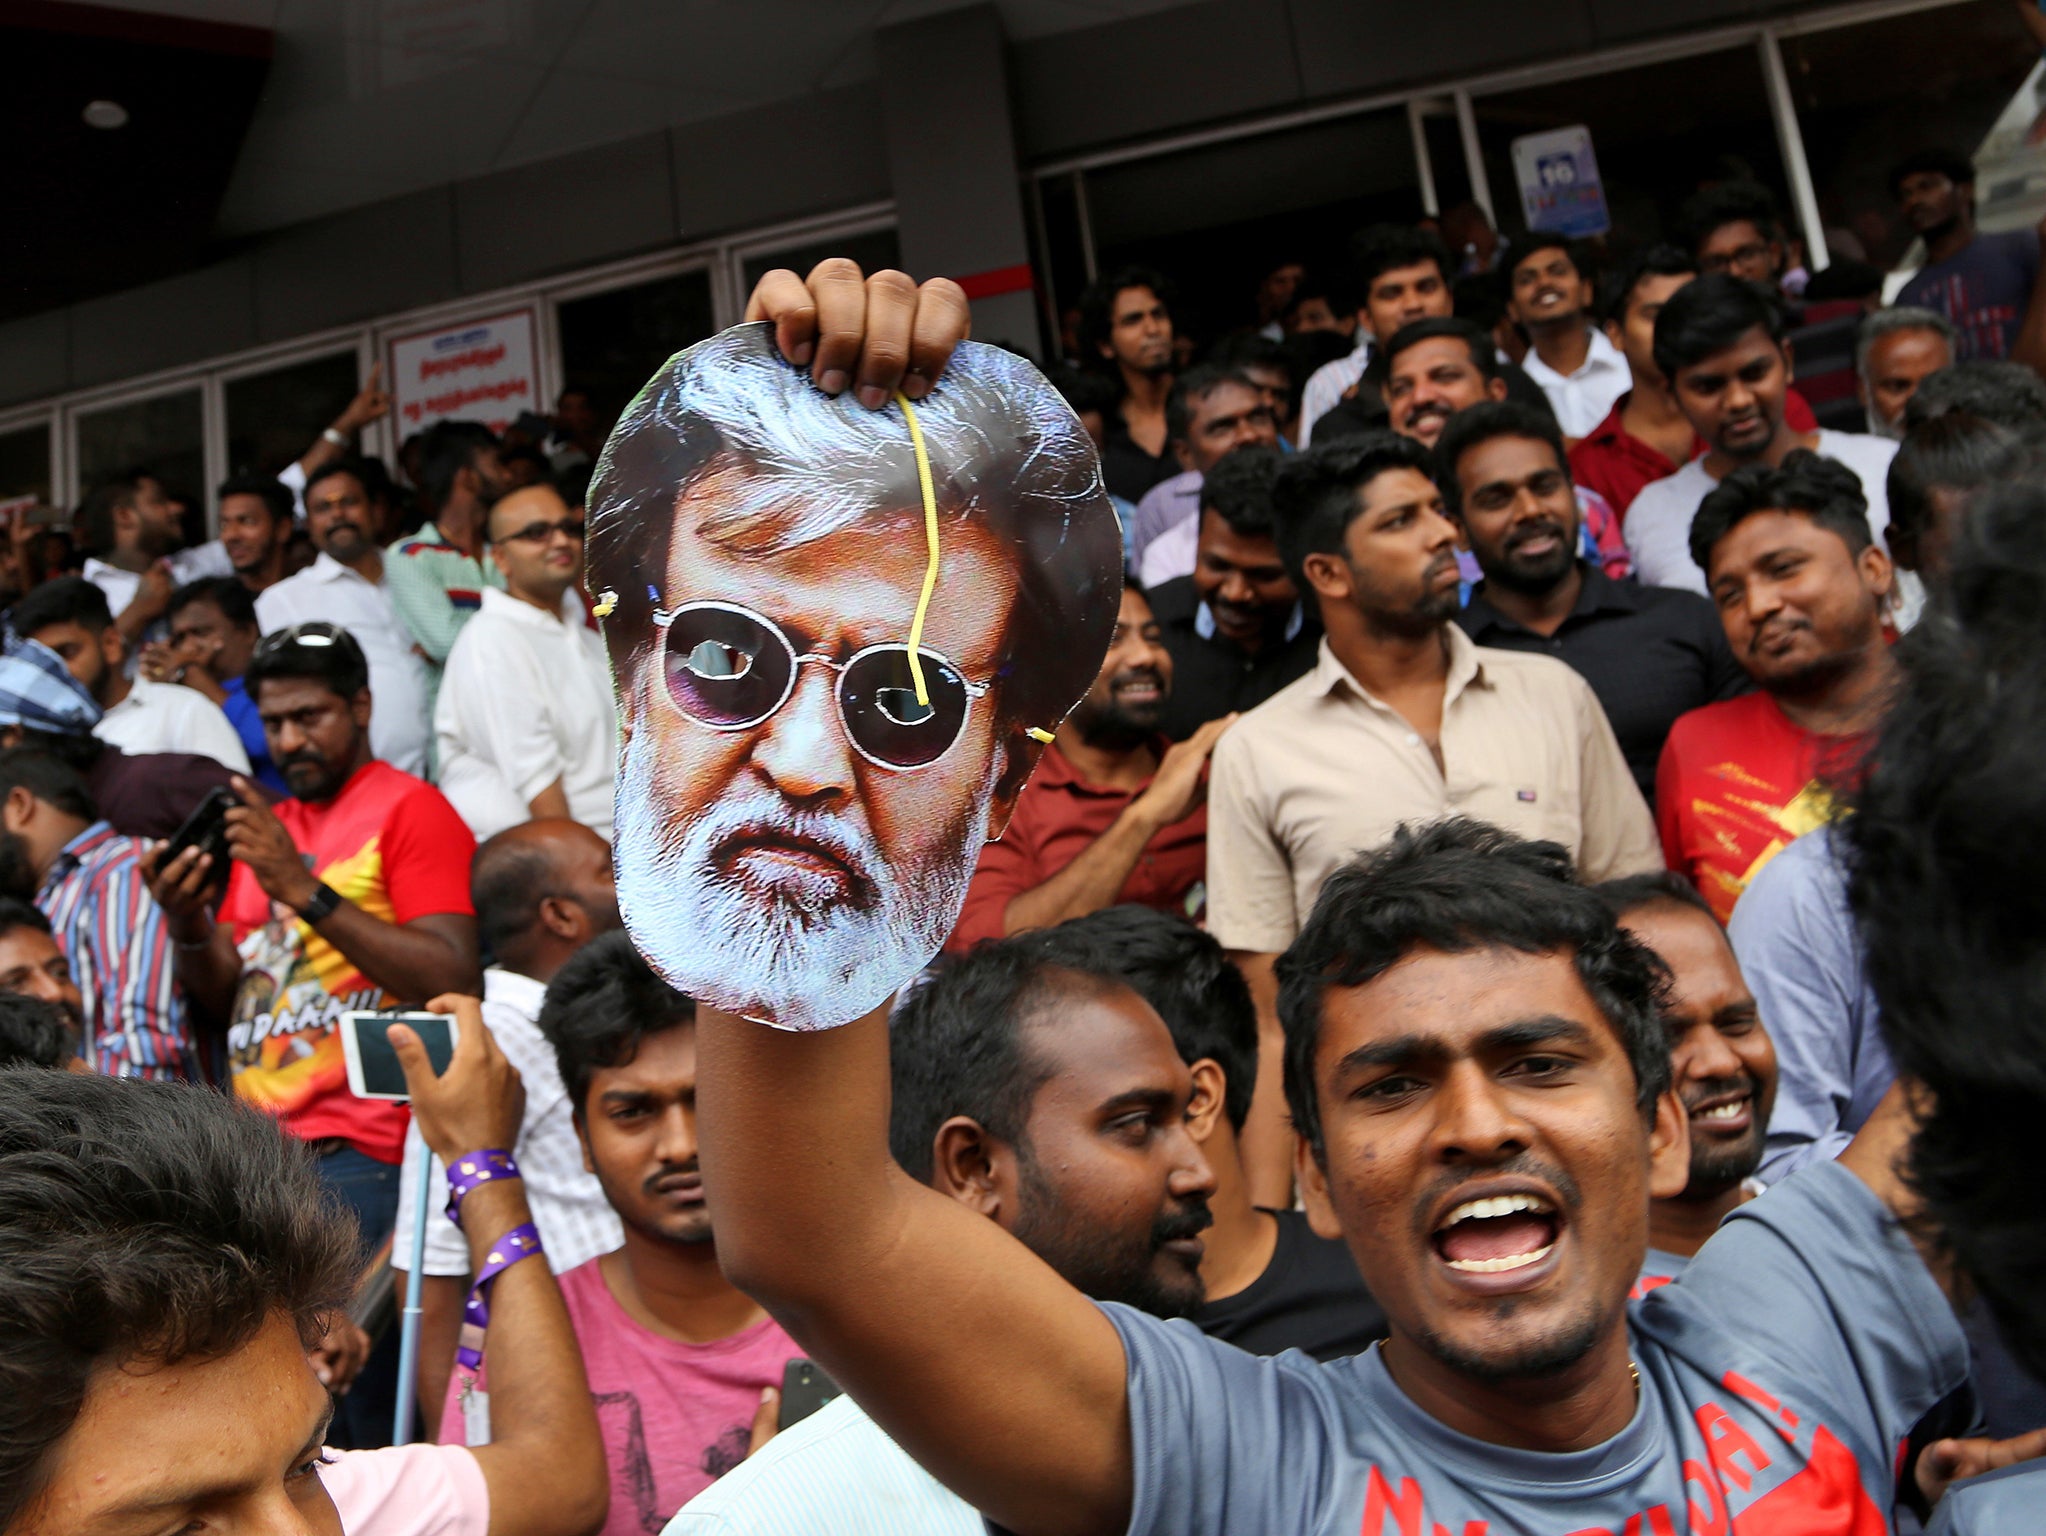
[295,881,342,924]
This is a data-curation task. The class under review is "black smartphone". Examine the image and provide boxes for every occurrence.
[161,787,235,883]
[339,1011,458,1101]
[778,1358,842,1431]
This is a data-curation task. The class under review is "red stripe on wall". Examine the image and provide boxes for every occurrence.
[952,263,1036,300]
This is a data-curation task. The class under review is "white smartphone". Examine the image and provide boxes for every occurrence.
[339,1010,458,1101]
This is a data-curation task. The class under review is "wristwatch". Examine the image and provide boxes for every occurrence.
[321,426,350,449]
[295,881,343,924]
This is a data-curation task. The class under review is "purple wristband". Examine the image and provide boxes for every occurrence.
[444,1149,520,1228]
[456,1222,543,1371]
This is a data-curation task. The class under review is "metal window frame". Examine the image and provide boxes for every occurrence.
[8,201,900,523]
[1029,0,1977,277]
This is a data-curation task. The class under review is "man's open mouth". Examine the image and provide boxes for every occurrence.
[1686,1084,1755,1134]
[1431,1191,1562,1276]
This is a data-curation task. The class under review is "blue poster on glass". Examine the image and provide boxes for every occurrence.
[1511,125,1611,239]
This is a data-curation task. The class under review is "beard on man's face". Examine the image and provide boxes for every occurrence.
[1010,1150,1212,1320]
[613,719,996,1031]
[1069,664,1167,751]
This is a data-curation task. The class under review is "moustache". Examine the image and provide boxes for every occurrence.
[643,1160,701,1198]
[1748,616,1811,654]
[1507,520,1568,553]
[1110,666,1166,690]
[1153,1198,1214,1248]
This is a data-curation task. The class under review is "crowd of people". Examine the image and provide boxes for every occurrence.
[4,137,2046,1536]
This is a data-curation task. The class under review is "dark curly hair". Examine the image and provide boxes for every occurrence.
[1844,481,2046,1380]
[540,930,697,1117]
[1277,819,1671,1162]
[0,1072,357,1529]
[1688,449,1871,578]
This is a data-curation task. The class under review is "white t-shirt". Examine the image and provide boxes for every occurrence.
[93,677,251,773]
[254,554,433,776]
[1622,430,1917,626]
[667,1393,975,1536]
[433,587,618,842]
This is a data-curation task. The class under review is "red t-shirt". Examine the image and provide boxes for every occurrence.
[1655,692,1867,924]
[220,760,476,1162]
[1570,389,1821,520]
[948,739,1208,951]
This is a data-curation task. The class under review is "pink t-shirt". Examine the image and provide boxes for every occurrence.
[439,1255,800,1535]
[322,1444,488,1536]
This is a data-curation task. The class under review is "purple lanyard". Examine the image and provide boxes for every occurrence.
[444,1150,545,1372]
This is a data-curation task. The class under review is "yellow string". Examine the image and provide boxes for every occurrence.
[895,391,941,708]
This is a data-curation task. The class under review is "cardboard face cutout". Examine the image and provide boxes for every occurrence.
[588,324,1122,1030]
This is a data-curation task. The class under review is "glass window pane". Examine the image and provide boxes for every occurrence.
[557,269,717,442]
[76,391,205,520]
[1085,108,1422,343]
[0,423,53,504]
[226,352,361,480]
[1782,2,2039,270]
[1470,48,1784,248]
[740,228,901,305]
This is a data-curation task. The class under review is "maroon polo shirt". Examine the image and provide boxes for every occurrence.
[948,738,1208,951]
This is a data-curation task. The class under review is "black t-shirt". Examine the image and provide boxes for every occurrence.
[1101,421,1177,504]
[1192,1209,1387,1363]
[1145,576,1321,742]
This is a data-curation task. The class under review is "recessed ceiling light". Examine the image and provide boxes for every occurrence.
[83,100,129,130]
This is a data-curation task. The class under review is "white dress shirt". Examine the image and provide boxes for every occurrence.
[391,967,623,1278]
[253,552,433,775]
[1622,429,1922,628]
[668,1394,976,1536]
[1520,326,1632,439]
[94,677,251,773]
[434,587,618,842]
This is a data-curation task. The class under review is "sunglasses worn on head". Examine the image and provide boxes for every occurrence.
[652,600,989,771]
[254,621,358,660]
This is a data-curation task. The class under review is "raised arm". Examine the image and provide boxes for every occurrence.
[696,1002,1132,1536]
[295,366,392,482]
[395,997,608,1536]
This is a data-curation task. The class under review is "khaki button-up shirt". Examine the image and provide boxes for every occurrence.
[1207,629,1662,954]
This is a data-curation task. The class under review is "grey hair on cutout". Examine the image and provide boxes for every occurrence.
[585,324,1122,734]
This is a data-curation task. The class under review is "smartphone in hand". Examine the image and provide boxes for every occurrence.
[339,1010,458,1101]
